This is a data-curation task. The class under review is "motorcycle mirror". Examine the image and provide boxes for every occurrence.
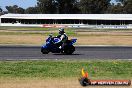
[49,33,53,37]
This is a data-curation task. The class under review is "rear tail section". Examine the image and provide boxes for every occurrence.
[70,39,77,45]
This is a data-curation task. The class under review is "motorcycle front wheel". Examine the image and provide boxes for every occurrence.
[41,48,49,54]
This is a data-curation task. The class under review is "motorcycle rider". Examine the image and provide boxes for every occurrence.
[56,28,68,49]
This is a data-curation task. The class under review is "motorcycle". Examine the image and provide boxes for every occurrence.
[41,35,77,55]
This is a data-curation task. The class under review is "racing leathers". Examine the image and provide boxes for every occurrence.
[56,33,68,49]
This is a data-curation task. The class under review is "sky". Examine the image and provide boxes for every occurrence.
[0,0,37,10]
[0,0,116,11]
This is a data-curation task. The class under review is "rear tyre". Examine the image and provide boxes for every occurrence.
[63,45,75,55]
[41,48,49,54]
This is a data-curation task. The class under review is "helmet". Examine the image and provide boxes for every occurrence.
[59,28,64,32]
[59,28,64,34]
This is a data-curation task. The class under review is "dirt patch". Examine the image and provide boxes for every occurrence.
[1,35,132,45]
[0,78,131,88]
[0,30,132,45]
[75,36,132,45]
[77,31,132,36]
[0,35,44,45]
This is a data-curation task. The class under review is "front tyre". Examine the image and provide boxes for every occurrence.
[41,48,49,54]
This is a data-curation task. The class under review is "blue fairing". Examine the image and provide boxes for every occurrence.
[70,39,77,45]
[53,38,61,43]
[46,37,51,42]
[42,37,61,53]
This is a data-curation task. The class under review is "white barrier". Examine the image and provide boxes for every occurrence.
[1,23,132,29]
[0,23,43,27]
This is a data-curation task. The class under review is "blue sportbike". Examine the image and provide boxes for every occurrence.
[41,35,77,55]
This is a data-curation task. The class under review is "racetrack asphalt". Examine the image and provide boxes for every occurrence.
[0,46,132,60]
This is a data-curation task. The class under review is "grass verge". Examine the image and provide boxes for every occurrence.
[0,60,132,79]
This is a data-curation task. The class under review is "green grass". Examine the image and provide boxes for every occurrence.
[0,27,53,31]
[0,60,132,79]
[0,27,76,36]
[1,27,132,36]
[0,27,75,31]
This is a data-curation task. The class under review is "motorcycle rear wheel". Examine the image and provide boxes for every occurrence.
[63,45,75,55]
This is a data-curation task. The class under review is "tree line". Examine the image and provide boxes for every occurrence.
[0,0,132,14]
